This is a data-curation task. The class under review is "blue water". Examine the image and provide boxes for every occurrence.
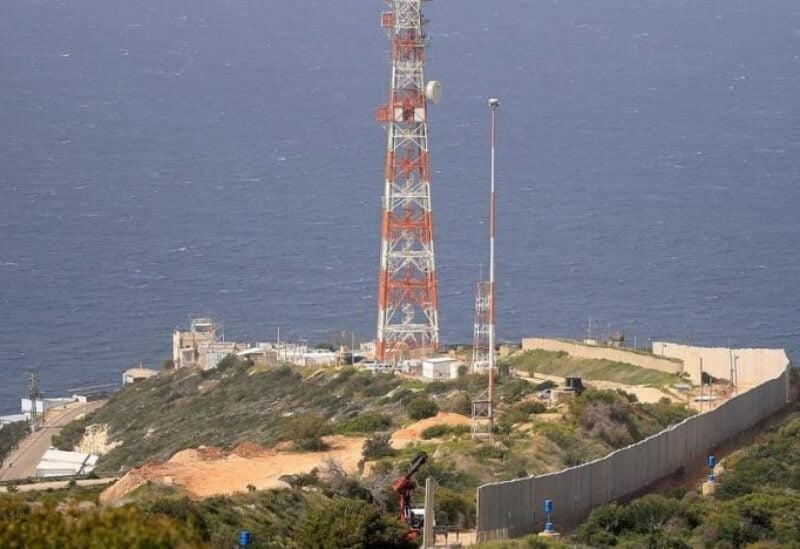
[1,0,799,413]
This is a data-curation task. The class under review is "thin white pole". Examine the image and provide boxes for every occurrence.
[488,98,500,425]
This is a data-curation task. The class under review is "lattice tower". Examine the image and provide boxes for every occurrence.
[471,280,491,373]
[375,0,440,361]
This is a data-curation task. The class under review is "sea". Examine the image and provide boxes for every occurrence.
[1,0,799,413]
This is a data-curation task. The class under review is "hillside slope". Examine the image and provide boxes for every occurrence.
[77,364,405,474]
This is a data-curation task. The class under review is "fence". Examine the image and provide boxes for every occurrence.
[476,368,790,541]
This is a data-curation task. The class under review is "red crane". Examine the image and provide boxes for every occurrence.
[392,451,428,535]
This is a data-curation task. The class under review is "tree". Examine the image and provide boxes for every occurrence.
[406,396,439,420]
[297,498,414,549]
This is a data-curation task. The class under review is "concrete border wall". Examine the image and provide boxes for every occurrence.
[476,366,790,541]
[652,342,789,386]
[521,338,682,374]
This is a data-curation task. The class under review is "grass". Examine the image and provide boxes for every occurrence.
[505,350,682,387]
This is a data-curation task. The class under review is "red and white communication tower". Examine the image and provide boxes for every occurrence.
[375,0,442,361]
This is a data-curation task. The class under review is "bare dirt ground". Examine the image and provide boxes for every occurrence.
[391,412,472,449]
[100,435,365,503]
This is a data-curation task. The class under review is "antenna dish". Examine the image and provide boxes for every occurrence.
[426,81,442,104]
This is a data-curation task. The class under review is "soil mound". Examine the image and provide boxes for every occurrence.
[100,436,366,503]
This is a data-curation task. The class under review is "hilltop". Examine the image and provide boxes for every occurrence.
[2,348,707,547]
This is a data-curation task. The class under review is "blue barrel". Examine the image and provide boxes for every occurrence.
[239,530,252,547]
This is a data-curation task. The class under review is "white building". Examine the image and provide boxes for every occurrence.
[36,449,99,478]
[421,357,460,381]
[21,397,74,415]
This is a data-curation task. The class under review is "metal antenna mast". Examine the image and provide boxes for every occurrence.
[472,98,501,440]
[376,0,441,361]
[471,277,490,373]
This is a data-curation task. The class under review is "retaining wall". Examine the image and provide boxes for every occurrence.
[520,338,682,375]
[476,366,790,541]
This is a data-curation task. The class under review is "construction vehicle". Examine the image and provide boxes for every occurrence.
[392,451,428,537]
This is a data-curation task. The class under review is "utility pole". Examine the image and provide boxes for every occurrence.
[376,0,442,361]
[422,477,436,548]
[28,370,41,433]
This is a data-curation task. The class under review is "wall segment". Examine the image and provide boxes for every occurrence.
[477,345,791,541]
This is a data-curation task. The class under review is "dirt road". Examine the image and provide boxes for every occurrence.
[0,400,105,482]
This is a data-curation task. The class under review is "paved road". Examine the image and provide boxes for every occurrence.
[0,477,116,493]
[0,400,106,482]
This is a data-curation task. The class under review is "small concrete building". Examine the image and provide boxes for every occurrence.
[422,357,459,381]
[36,449,99,478]
[122,367,158,386]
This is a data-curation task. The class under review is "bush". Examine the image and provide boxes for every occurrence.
[362,434,396,460]
[406,396,439,420]
[445,393,472,416]
[578,495,697,545]
[283,413,330,451]
[0,497,204,546]
[424,381,450,395]
[498,378,537,401]
[435,487,476,528]
[297,498,414,549]
[51,417,90,452]
[421,424,470,440]
[336,413,393,434]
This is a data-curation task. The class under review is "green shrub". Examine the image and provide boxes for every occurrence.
[0,497,204,546]
[424,381,450,394]
[297,498,414,549]
[498,378,537,401]
[435,487,476,528]
[336,413,393,434]
[51,416,91,452]
[421,424,470,440]
[406,396,439,420]
[362,434,396,460]
[283,412,330,451]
